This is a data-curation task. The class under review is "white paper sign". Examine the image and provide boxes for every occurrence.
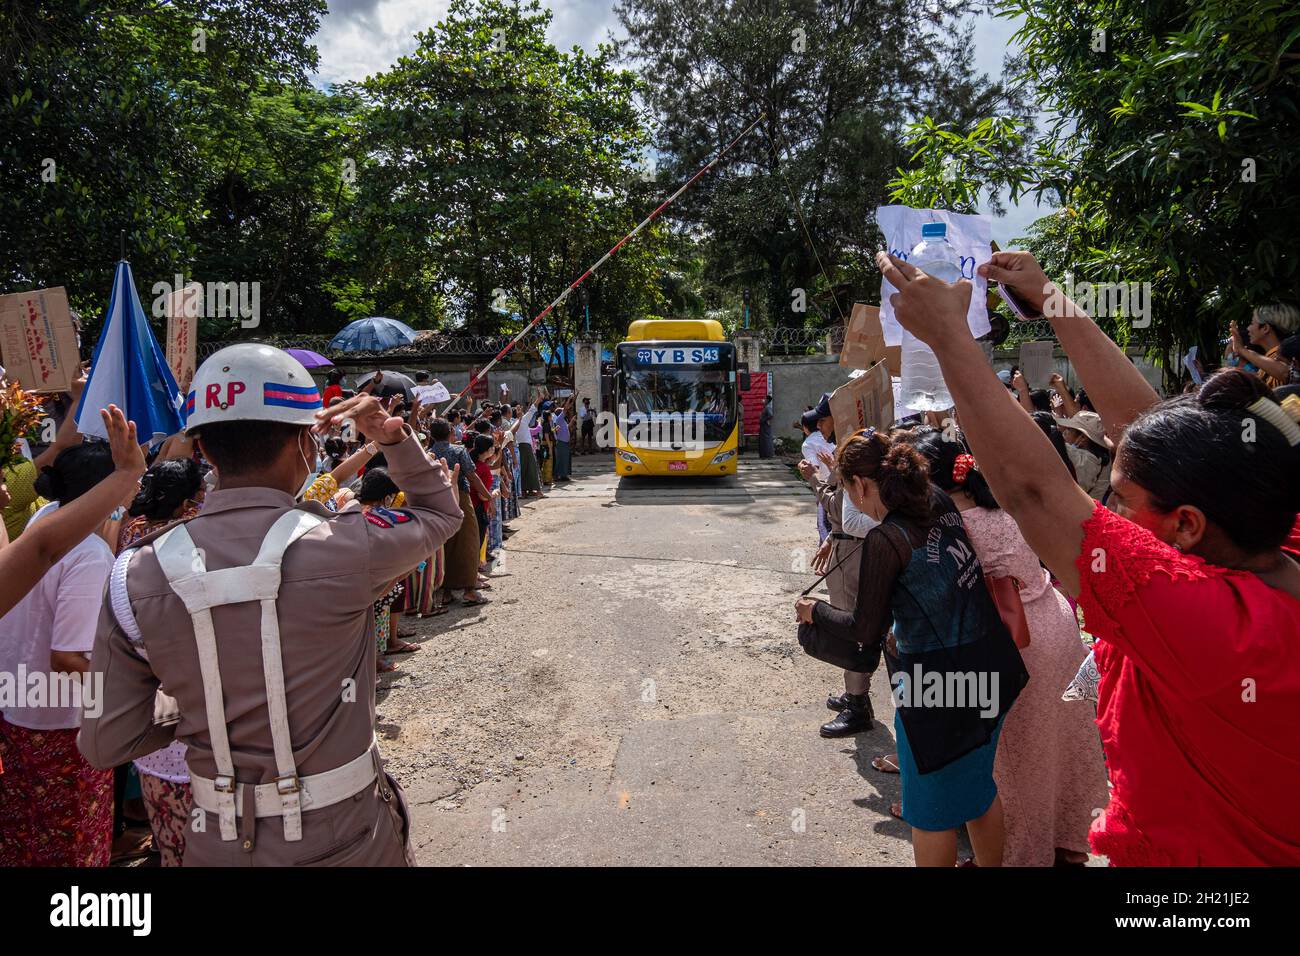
[1183,346,1204,386]
[876,205,993,347]
[413,382,450,404]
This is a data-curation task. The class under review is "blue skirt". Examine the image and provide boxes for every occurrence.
[895,710,1003,831]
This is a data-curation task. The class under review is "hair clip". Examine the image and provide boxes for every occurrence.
[1246,397,1300,447]
[952,452,977,484]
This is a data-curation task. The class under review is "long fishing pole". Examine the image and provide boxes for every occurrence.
[442,111,768,413]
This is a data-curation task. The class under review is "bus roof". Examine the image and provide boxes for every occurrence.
[624,319,726,342]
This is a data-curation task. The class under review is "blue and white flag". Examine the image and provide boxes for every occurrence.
[75,261,184,443]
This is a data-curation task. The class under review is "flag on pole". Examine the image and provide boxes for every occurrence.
[75,261,184,443]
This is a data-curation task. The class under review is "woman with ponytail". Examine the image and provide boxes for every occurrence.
[796,429,1028,867]
[904,427,1108,866]
[882,246,1300,865]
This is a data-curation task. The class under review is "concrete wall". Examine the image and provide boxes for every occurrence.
[766,355,852,447]
[312,361,547,410]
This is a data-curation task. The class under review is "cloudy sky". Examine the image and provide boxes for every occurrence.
[311,0,1049,242]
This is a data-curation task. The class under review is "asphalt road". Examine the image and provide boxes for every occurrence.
[382,451,919,865]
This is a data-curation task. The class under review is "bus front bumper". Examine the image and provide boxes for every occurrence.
[614,447,738,477]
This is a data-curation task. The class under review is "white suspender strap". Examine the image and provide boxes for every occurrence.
[153,510,327,843]
[247,510,327,841]
[154,524,240,841]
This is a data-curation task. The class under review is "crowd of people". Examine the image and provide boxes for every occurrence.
[0,249,1296,869]
[0,342,592,866]
[794,252,1300,867]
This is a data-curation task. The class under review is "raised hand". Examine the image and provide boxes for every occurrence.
[314,393,405,444]
[100,405,146,478]
[976,251,1054,316]
[876,251,972,348]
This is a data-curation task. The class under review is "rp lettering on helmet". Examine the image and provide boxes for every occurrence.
[184,344,323,434]
[205,381,246,409]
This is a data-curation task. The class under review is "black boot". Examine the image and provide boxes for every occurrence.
[819,693,874,737]
[826,692,849,712]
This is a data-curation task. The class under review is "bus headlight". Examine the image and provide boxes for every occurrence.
[617,450,641,464]
[711,449,737,465]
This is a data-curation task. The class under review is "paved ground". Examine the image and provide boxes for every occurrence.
[381,452,921,865]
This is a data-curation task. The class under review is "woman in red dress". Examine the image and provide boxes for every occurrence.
[879,248,1300,865]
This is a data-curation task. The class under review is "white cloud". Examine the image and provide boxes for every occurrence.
[311,0,619,86]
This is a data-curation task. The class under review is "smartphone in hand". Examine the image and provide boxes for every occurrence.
[996,282,1043,321]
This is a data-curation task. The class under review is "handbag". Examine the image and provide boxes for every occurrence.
[984,573,1031,649]
[796,538,877,672]
[880,518,1028,774]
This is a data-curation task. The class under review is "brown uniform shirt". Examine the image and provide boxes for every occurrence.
[79,432,462,864]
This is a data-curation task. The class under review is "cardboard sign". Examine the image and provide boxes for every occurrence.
[1018,340,1055,389]
[165,283,200,386]
[830,359,894,442]
[840,304,903,376]
[0,286,81,392]
[876,204,993,346]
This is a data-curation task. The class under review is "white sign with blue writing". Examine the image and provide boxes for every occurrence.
[635,346,721,364]
[876,204,993,347]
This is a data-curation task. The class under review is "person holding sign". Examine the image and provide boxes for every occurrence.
[877,248,1300,866]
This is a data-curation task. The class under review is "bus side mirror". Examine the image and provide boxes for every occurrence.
[739,371,751,392]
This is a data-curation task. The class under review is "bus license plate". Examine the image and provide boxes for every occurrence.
[668,460,688,471]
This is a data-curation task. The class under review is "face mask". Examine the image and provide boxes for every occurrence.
[295,431,320,500]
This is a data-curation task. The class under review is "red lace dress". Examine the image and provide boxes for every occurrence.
[1075,504,1300,865]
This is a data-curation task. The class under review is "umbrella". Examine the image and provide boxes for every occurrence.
[285,348,333,369]
[75,260,183,443]
[355,369,416,404]
[328,316,418,352]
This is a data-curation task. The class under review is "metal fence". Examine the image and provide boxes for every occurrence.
[758,326,844,356]
[197,329,546,362]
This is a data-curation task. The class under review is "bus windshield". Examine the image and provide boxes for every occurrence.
[617,343,737,446]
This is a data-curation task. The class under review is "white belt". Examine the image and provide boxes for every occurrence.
[191,743,380,820]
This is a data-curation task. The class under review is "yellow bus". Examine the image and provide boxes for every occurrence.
[613,318,740,477]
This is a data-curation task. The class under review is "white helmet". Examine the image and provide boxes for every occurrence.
[184,344,322,433]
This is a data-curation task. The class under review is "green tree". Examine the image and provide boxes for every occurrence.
[0,0,327,332]
[616,0,1032,331]
[344,0,671,372]
[997,0,1300,385]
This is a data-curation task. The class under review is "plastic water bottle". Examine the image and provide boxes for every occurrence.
[900,221,959,411]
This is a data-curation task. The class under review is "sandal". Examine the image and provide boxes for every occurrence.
[377,658,397,673]
[888,802,903,821]
[871,754,900,774]
[461,596,489,607]
[387,640,421,655]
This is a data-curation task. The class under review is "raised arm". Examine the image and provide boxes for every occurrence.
[879,252,1094,594]
[1229,322,1291,382]
[33,370,88,470]
[0,406,145,618]
[1050,372,1081,417]
[329,440,378,485]
[980,252,1160,441]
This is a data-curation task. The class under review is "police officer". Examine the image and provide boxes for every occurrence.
[79,344,463,865]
